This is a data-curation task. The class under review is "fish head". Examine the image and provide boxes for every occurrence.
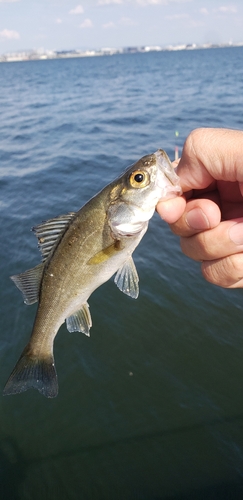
[108,149,182,236]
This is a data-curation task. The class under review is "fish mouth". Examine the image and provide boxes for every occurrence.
[159,185,182,200]
[154,150,182,200]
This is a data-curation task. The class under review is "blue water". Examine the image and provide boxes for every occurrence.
[1,47,243,499]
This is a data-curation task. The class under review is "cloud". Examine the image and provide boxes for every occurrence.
[97,0,192,4]
[69,5,84,15]
[165,13,189,19]
[136,0,191,4]
[217,5,237,13]
[102,21,116,28]
[102,17,136,29]
[190,19,205,27]
[136,0,167,4]
[80,18,93,28]
[55,18,63,24]
[98,0,123,4]
[119,17,136,26]
[200,7,208,15]
[0,29,20,39]
[0,0,19,3]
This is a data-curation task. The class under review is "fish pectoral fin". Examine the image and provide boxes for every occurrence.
[87,240,123,265]
[114,256,139,299]
[66,303,92,336]
[10,263,44,305]
[32,212,76,262]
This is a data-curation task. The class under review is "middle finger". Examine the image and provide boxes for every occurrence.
[180,218,243,261]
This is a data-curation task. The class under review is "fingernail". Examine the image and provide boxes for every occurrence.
[186,208,210,231]
[229,223,243,245]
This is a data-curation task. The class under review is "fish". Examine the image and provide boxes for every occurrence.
[3,150,181,398]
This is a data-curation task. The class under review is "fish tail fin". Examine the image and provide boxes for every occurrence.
[3,346,58,398]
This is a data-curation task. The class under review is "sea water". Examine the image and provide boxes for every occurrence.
[1,47,243,499]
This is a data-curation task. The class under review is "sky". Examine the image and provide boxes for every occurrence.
[0,0,243,53]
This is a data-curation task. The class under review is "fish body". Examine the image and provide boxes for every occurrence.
[3,150,181,398]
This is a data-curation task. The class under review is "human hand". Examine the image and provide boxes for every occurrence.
[157,128,243,288]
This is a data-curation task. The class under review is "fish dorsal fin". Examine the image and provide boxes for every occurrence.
[66,303,92,337]
[32,212,76,262]
[114,256,139,299]
[10,263,44,305]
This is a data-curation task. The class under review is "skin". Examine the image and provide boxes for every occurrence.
[157,127,243,288]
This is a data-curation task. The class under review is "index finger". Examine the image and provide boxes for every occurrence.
[177,128,243,192]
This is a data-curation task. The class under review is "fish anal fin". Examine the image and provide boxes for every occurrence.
[32,212,76,262]
[66,303,92,336]
[10,263,44,305]
[3,346,58,398]
[114,256,139,299]
[88,240,122,265]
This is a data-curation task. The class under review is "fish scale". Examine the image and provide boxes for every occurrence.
[3,149,181,398]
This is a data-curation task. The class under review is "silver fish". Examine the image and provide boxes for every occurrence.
[3,150,181,398]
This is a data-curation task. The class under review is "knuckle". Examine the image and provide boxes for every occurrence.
[228,254,243,282]
[196,231,212,258]
[201,260,226,286]
[180,231,211,261]
[184,128,205,155]
[201,254,243,288]
[170,223,183,237]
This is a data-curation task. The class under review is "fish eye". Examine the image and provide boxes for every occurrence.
[129,170,150,189]
[134,173,144,183]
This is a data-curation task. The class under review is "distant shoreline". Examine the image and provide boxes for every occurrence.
[1,42,243,64]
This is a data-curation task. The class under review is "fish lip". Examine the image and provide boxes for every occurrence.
[154,150,182,198]
[158,185,182,201]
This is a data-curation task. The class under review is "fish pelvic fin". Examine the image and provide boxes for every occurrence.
[3,346,58,398]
